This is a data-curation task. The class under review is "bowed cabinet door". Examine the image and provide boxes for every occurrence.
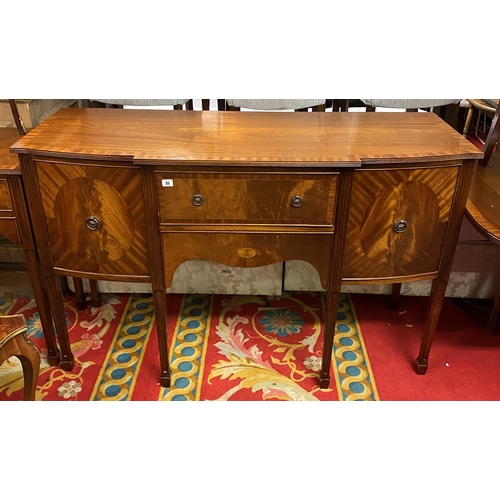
[343,165,460,281]
[34,161,150,280]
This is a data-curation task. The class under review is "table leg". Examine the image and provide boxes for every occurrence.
[73,277,87,310]
[89,280,101,308]
[152,288,170,387]
[415,279,447,374]
[389,283,402,310]
[46,274,74,370]
[8,176,60,366]
[486,286,500,333]
[320,290,341,388]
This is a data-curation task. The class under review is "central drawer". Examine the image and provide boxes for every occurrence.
[156,173,337,226]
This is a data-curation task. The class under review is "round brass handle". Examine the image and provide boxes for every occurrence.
[86,216,101,231]
[291,195,303,208]
[394,220,408,234]
[192,194,204,206]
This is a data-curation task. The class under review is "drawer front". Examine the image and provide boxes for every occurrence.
[0,180,13,211]
[35,161,150,278]
[157,174,337,226]
[343,166,460,280]
[162,232,333,289]
[0,218,20,244]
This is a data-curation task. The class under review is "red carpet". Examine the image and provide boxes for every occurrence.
[1,291,498,401]
[351,294,500,400]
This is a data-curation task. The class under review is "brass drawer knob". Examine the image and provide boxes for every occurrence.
[291,195,303,208]
[394,220,408,234]
[192,194,204,206]
[86,216,101,231]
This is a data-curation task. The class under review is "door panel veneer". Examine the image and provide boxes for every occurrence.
[343,166,459,280]
[35,161,150,278]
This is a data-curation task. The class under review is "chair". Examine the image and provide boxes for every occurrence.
[361,99,462,131]
[226,99,326,112]
[463,99,500,166]
[0,314,40,400]
[87,99,196,110]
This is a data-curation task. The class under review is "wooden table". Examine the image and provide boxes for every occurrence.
[0,127,60,366]
[9,108,483,388]
[465,157,500,331]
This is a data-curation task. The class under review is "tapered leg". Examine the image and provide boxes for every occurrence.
[8,176,60,366]
[45,274,74,370]
[152,288,170,387]
[73,277,87,310]
[23,249,60,366]
[320,290,341,389]
[389,283,402,310]
[416,279,448,374]
[487,286,500,333]
[89,280,101,308]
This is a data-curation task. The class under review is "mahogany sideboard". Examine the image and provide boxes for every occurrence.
[9,108,483,388]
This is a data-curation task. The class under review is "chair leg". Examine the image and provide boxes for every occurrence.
[463,107,474,137]
[17,332,40,401]
[0,331,40,401]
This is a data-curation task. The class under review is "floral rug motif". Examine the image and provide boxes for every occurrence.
[0,292,378,401]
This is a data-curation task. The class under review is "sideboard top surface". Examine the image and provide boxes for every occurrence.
[9,108,483,167]
[0,127,22,174]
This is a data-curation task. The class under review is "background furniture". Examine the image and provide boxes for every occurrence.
[465,153,500,331]
[87,99,196,110]
[464,99,500,166]
[361,99,462,131]
[0,99,77,129]
[0,314,40,400]
[226,99,326,111]
[0,100,60,367]
[11,108,482,388]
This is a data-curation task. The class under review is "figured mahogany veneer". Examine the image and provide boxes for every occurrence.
[10,108,483,388]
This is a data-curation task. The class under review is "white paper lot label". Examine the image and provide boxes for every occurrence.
[217,265,235,277]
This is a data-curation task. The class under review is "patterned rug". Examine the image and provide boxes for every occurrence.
[0,292,379,401]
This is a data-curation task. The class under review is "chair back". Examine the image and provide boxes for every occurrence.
[226,99,326,111]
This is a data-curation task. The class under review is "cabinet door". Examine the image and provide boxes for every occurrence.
[343,166,460,280]
[35,161,150,279]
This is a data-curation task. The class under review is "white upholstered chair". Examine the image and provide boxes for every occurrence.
[361,99,462,131]
[226,99,326,112]
[88,99,195,110]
